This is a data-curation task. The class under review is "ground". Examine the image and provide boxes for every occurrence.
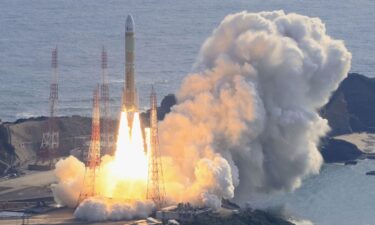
[0,170,151,224]
[0,207,147,225]
[0,170,55,202]
[334,132,375,153]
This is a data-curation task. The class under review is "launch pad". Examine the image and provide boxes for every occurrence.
[74,14,166,210]
[4,13,168,224]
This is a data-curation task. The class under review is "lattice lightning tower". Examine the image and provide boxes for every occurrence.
[100,47,111,155]
[147,87,166,208]
[39,47,59,166]
[78,86,101,203]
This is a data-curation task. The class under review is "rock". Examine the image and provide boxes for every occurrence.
[365,171,375,176]
[141,94,177,125]
[320,91,352,135]
[321,73,375,136]
[320,138,362,163]
[0,115,104,174]
[159,94,177,119]
[222,199,241,209]
[344,160,358,165]
[0,124,16,174]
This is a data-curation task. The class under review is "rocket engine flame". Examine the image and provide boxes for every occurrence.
[104,110,149,200]
[52,10,352,222]
[52,109,152,221]
[113,111,148,181]
[52,13,155,222]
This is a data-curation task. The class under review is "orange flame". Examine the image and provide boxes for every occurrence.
[103,109,149,200]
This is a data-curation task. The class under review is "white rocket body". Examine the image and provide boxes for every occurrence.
[124,15,137,111]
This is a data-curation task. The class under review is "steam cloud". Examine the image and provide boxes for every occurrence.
[52,156,155,221]
[52,10,351,221]
[52,156,85,208]
[159,10,351,207]
[74,197,154,221]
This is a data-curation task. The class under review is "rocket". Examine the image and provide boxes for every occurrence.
[123,14,137,111]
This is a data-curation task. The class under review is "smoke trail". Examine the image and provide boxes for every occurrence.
[159,10,351,207]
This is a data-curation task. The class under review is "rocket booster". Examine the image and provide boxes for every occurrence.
[124,14,137,111]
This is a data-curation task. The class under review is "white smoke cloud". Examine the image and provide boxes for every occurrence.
[159,10,351,206]
[52,10,351,221]
[74,197,154,221]
[52,155,85,208]
[52,156,155,221]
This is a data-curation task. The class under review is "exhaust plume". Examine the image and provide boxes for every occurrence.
[159,10,351,206]
[52,152,155,221]
[52,10,351,221]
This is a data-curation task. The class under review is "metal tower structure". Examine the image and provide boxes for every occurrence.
[38,47,59,166]
[100,47,111,155]
[78,86,101,203]
[147,87,166,208]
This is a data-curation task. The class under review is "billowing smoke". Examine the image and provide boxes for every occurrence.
[159,10,351,206]
[74,197,154,221]
[52,155,85,208]
[52,156,155,221]
[52,10,351,221]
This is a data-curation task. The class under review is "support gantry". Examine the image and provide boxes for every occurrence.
[147,87,166,208]
[78,86,101,203]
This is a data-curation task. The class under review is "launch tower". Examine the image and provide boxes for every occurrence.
[147,87,166,208]
[100,47,111,155]
[37,47,59,167]
[79,86,101,203]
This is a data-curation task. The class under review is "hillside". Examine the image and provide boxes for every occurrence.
[321,73,375,136]
[0,116,94,173]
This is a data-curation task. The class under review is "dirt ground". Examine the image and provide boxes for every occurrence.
[334,132,375,153]
[0,170,55,201]
[0,207,148,225]
[0,171,150,225]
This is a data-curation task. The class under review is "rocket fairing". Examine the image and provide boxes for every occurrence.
[123,14,137,112]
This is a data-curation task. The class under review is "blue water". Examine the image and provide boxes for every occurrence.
[0,0,374,121]
[251,159,375,225]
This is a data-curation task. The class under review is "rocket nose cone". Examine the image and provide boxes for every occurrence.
[126,15,134,32]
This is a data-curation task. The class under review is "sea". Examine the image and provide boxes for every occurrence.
[0,1,374,224]
[251,159,375,225]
